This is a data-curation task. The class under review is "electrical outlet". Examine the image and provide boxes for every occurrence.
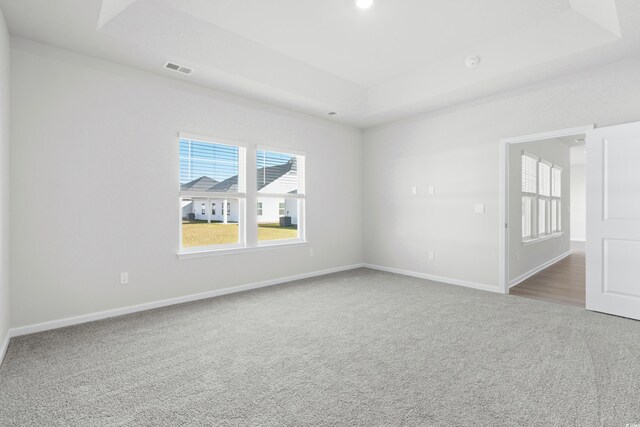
[428,186,435,195]
[428,251,435,261]
[309,248,314,257]
[120,272,129,285]
[475,203,486,214]
[411,186,417,195]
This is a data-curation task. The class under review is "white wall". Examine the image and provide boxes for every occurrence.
[10,38,363,328]
[0,7,10,351]
[570,155,586,243]
[508,138,570,282]
[363,55,640,290]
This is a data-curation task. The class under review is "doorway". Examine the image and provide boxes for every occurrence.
[500,125,593,307]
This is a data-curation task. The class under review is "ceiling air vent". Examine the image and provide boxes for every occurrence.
[164,62,193,76]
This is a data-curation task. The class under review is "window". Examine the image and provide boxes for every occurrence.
[257,149,305,242]
[538,162,551,197]
[522,196,534,239]
[521,153,538,240]
[551,166,562,232]
[521,152,563,243]
[538,198,549,236]
[552,167,562,197]
[179,135,305,254]
[179,137,245,250]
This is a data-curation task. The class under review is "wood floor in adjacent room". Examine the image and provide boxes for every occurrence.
[510,252,586,307]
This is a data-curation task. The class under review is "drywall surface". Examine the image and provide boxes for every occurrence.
[10,38,363,328]
[363,55,640,289]
[570,163,586,242]
[0,7,10,353]
[508,138,570,282]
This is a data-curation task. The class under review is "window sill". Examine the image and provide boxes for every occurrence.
[522,232,564,246]
[177,240,307,259]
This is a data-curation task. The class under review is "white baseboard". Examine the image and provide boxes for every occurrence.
[9,263,365,338]
[363,264,501,294]
[0,331,9,367]
[509,250,573,288]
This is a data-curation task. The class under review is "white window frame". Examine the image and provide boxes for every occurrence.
[551,166,562,233]
[256,146,306,246]
[537,160,552,237]
[178,134,307,258]
[521,152,563,245]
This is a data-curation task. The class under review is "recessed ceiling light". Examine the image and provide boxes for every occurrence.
[356,0,373,9]
[465,56,480,69]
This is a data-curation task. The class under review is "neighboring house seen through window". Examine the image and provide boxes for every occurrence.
[180,137,244,250]
[257,149,305,242]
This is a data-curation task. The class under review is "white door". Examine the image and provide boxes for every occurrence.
[586,121,640,320]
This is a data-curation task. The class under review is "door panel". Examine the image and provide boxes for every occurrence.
[586,121,640,320]
[604,137,640,219]
[603,239,640,297]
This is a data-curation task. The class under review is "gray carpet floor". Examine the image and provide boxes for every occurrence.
[1,268,640,426]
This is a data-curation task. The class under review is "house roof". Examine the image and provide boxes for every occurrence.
[257,160,293,191]
[180,176,218,192]
[180,159,295,193]
[210,175,238,193]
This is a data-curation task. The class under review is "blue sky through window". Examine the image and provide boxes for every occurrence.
[179,139,239,184]
[180,139,297,190]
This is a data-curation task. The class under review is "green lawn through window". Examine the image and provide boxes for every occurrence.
[182,221,298,248]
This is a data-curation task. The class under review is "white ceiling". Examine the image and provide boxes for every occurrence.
[1,0,639,128]
[161,0,569,87]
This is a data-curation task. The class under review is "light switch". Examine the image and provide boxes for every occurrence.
[475,203,486,214]
[411,186,417,195]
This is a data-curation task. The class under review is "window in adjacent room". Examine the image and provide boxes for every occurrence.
[521,152,563,243]
[551,166,562,232]
[521,153,538,240]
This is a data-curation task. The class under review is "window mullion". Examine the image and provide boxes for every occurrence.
[245,147,258,247]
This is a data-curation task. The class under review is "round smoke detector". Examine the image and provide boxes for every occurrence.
[465,56,480,69]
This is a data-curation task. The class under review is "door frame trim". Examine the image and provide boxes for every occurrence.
[499,124,595,294]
